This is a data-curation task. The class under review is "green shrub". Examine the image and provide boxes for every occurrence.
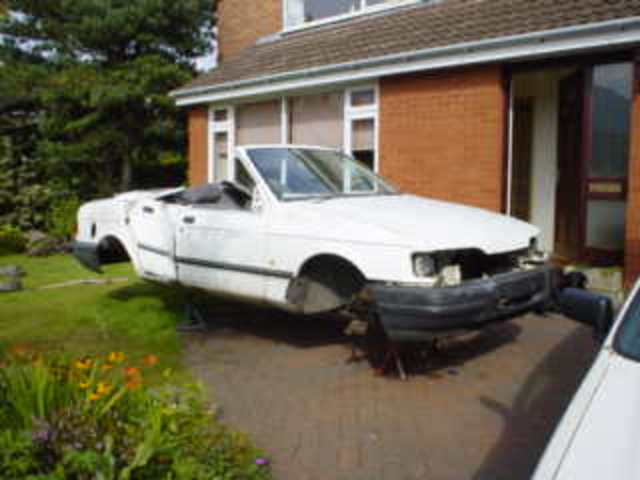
[0,225,27,256]
[48,196,81,239]
[0,347,272,480]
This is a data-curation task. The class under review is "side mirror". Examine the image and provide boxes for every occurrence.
[557,288,615,341]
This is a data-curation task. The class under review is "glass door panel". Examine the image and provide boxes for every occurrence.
[584,62,632,259]
[213,132,229,182]
[586,199,626,250]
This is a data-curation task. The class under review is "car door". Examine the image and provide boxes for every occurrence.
[129,199,177,283]
[175,204,267,300]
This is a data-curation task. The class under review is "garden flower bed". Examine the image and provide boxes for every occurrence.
[0,346,272,479]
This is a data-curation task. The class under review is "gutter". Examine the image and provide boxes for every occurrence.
[171,16,640,106]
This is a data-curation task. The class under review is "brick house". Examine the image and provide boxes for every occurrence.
[171,0,640,286]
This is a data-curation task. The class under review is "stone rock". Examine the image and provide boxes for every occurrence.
[0,277,22,292]
[26,235,68,257]
[0,264,24,292]
[0,265,25,277]
[25,230,48,245]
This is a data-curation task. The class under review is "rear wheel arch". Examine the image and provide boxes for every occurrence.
[97,234,132,265]
[286,254,368,314]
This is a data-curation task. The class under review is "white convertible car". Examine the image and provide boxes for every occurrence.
[74,145,558,341]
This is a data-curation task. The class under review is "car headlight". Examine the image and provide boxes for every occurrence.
[413,254,437,277]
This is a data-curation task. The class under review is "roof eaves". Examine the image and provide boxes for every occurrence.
[171,16,640,105]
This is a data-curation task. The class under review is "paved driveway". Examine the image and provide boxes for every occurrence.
[184,307,598,480]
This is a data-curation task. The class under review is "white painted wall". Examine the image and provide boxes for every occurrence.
[512,70,570,253]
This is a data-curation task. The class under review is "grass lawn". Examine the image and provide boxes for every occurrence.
[0,254,188,380]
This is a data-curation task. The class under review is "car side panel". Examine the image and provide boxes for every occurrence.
[76,199,143,275]
[175,207,268,300]
[262,233,415,307]
[129,200,178,283]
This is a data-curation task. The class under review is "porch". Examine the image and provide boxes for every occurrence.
[507,56,635,294]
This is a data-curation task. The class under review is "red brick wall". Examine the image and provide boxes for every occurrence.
[218,0,282,61]
[379,66,506,212]
[625,81,640,287]
[188,107,209,186]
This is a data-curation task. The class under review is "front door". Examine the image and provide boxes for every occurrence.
[130,200,177,282]
[555,62,632,265]
[582,62,632,265]
[175,207,267,300]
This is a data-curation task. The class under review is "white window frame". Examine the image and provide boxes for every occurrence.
[282,0,421,33]
[205,84,379,183]
[344,83,380,172]
[208,106,235,183]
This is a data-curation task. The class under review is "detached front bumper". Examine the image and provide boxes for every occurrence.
[72,241,103,274]
[370,266,559,342]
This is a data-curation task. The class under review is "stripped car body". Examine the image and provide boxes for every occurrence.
[74,146,555,341]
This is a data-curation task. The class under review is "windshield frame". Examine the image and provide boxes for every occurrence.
[244,146,398,202]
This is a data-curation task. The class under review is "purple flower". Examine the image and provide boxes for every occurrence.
[32,428,50,444]
[31,418,52,444]
[255,457,269,466]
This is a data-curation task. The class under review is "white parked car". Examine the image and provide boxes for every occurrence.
[533,284,636,479]
[74,145,556,341]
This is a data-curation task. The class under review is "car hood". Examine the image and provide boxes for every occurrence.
[279,194,538,254]
[553,352,640,479]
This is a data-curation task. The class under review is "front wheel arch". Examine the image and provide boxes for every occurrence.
[286,254,368,315]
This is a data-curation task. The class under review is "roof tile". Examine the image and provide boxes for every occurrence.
[181,0,640,92]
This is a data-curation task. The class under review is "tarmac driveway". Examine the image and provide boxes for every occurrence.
[184,306,598,480]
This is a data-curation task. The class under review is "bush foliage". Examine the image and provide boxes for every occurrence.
[48,196,81,240]
[0,347,272,480]
[0,225,27,256]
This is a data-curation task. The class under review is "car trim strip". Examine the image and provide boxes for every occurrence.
[176,256,294,279]
[138,243,293,279]
[138,243,172,257]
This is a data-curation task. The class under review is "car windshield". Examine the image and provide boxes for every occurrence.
[246,147,396,201]
[614,291,640,361]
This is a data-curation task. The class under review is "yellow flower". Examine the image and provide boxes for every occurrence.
[88,392,101,401]
[79,381,90,390]
[75,358,93,370]
[96,382,112,395]
[108,352,126,364]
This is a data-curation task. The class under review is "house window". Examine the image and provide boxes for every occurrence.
[213,109,228,122]
[213,132,230,181]
[345,87,378,171]
[209,106,234,183]
[209,84,379,183]
[236,100,281,146]
[350,118,375,169]
[284,0,416,29]
[289,92,344,149]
